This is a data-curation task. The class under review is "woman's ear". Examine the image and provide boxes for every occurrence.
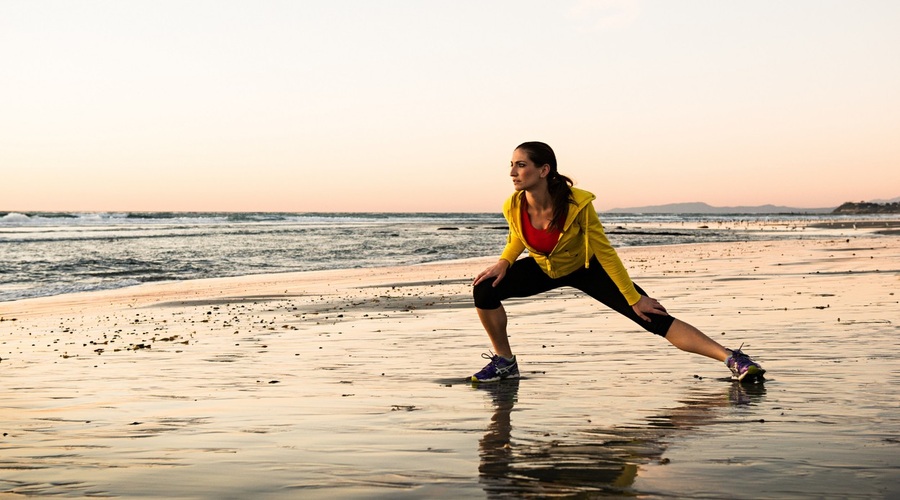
[540,164,551,178]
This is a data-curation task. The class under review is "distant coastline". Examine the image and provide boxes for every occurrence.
[605,199,900,215]
[603,202,833,214]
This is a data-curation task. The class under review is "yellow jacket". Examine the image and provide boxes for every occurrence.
[498,187,642,306]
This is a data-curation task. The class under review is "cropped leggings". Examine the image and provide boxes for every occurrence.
[473,256,675,337]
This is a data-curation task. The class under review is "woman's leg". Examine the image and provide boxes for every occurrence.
[473,258,558,358]
[477,306,513,358]
[666,319,766,380]
[567,259,727,361]
[664,319,729,361]
[566,260,675,336]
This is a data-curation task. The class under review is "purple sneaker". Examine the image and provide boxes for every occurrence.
[471,353,519,383]
[726,347,765,381]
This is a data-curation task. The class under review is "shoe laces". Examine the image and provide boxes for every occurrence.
[474,352,500,377]
[482,351,512,365]
[729,343,754,368]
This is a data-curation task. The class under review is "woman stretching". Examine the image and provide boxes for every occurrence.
[471,141,765,383]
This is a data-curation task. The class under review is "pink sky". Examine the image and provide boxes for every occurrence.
[2,1,898,212]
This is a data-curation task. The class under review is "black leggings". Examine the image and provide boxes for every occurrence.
[473,256,675,337]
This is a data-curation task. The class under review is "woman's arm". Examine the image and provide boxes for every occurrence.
[583,202,642,306]
[499,195,526,266]
[478,198,525,287]
[473,258,510,287]
[499,234,526,267]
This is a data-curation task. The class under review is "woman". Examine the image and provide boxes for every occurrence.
[471,141,764,383]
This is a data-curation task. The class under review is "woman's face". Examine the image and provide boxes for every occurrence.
[510,148,549,191]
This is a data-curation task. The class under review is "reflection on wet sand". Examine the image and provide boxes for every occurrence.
[476,380,766,497]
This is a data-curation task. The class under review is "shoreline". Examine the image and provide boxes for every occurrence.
[0,255,495,318]
[3,216,898,307]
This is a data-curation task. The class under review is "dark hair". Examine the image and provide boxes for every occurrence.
[516,141,574,231]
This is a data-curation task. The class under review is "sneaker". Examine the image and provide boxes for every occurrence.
[471,352,519,383]
[726,347,766,381]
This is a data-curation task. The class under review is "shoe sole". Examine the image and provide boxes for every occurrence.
[733,366,766,382]
[471,372,520,383]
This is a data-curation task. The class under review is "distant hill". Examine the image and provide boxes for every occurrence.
[603,202,834,214]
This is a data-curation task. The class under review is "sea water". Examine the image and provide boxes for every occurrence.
[0,211,891,302]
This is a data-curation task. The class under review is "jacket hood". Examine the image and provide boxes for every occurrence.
[562,187,596,230]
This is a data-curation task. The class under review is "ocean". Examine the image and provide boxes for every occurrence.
[1,211,893,302]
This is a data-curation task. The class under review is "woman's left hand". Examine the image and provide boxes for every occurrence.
[632,295,668,322]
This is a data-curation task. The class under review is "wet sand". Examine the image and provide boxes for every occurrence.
[1,233,898,498]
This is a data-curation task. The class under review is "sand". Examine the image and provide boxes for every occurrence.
[1,232,898,498]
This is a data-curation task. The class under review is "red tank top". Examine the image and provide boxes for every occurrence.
[521,203,561,254]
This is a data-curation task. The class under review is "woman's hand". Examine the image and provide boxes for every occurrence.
[473,260,510,287]
[632,295,668,322]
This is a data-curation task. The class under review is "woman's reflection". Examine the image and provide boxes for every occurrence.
[476,380,765,497]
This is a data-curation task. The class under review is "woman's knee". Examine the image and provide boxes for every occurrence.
[473,280,502,309]
[642,313,676,337]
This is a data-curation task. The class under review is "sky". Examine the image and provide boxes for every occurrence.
[2,0,899,212]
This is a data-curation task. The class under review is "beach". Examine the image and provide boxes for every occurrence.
[1,234,898,498]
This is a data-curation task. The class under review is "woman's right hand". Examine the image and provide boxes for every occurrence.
[473,259,510,287]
